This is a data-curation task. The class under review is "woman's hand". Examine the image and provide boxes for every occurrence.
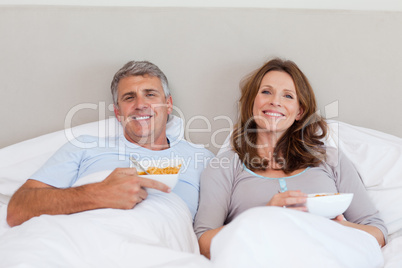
[331,214,385,247]
[332,214,345,222]
[266,190,307,211]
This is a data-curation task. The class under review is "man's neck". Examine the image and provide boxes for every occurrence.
[124,134,170,151]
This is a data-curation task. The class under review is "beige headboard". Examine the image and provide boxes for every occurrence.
[1,6,401,154]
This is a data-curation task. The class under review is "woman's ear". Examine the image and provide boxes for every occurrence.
[296,108,304,121]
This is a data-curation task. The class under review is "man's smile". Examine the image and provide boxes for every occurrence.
[130,115,153,121]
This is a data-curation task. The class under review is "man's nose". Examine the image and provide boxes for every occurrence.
[134,96,149,110]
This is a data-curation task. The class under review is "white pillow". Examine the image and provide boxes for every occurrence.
[0,115,184,200]
[326,120,402,236]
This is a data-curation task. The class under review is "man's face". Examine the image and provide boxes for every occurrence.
[114,75,173,149]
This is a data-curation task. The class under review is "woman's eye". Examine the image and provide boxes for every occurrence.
[262,90,271,95]
[285,94,294,99]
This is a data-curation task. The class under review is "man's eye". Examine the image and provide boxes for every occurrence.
[124,96,134,101]
[146,93,155,97]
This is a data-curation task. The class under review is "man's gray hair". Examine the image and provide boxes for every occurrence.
[111,60,170,106]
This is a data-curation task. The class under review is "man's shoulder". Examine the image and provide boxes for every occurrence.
[65,135,119,149]
[64,134,110,144]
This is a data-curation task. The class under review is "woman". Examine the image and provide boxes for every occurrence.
[193,58,387,265]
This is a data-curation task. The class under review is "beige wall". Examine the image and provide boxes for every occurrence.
[1,6,401,153]
[1,0,401,11]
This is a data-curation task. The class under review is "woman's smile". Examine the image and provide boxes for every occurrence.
[253,70,302,138]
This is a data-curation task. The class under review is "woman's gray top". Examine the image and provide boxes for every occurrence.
[194,148,388,241]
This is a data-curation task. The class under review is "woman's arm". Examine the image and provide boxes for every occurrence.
[330,150,388,245]
[198,226,225,259]
[194,152,238,259]
[333,215,385,247]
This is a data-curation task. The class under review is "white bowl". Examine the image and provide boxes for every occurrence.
[306,193,354,219]
[130,158,183,194]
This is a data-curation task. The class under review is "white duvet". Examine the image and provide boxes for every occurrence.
[0,199,390,268]
[0,194,210,268]
[212,207,384,268]
[0,193,400,268]
[0,170,211,268]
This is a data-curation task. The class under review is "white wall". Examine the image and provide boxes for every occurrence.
[0,0,401,11]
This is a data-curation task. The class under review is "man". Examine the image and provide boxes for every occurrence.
[7,60,213,227]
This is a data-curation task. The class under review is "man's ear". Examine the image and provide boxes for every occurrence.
[113,104,122,122]
[166,95,173,114]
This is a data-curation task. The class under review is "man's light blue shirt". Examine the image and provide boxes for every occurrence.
[30,134,214,219]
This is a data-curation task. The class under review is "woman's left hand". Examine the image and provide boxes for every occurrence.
[332,215,345,222]
[332,215,347,226]
[331,214,385,247]
[266,190,308,211]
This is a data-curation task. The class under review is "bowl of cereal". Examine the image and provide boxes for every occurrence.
[130,158,183,194]
[306,193,354,219]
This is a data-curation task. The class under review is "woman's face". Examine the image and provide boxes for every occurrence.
[252,70,303,138]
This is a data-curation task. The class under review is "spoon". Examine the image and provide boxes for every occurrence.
[130,157,150,175]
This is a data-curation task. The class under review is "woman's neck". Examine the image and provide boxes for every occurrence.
[256,132,285,170]
[256,130,282,147]
[256,132,280,155]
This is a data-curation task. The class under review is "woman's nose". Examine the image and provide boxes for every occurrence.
[269,94,281,106]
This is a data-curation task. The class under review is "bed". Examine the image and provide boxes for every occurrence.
[0,117,402,267]
[1,4,402,268]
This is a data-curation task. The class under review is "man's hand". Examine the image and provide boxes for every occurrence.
[98,168,171,209]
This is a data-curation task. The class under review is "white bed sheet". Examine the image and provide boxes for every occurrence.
[1,200,401,268]
[211,207,384,268]
[0,191,210,268]
[382,235,402,268]
[1,119,402,267]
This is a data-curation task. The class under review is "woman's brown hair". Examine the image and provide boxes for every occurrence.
[231,58,327,173]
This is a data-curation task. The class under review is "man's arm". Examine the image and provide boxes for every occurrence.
[7,168,170,227]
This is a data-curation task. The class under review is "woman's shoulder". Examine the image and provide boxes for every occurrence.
[203,149,243,175]
[324,146,352,168]
[319,146,359,181]
[214,148,241,162]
